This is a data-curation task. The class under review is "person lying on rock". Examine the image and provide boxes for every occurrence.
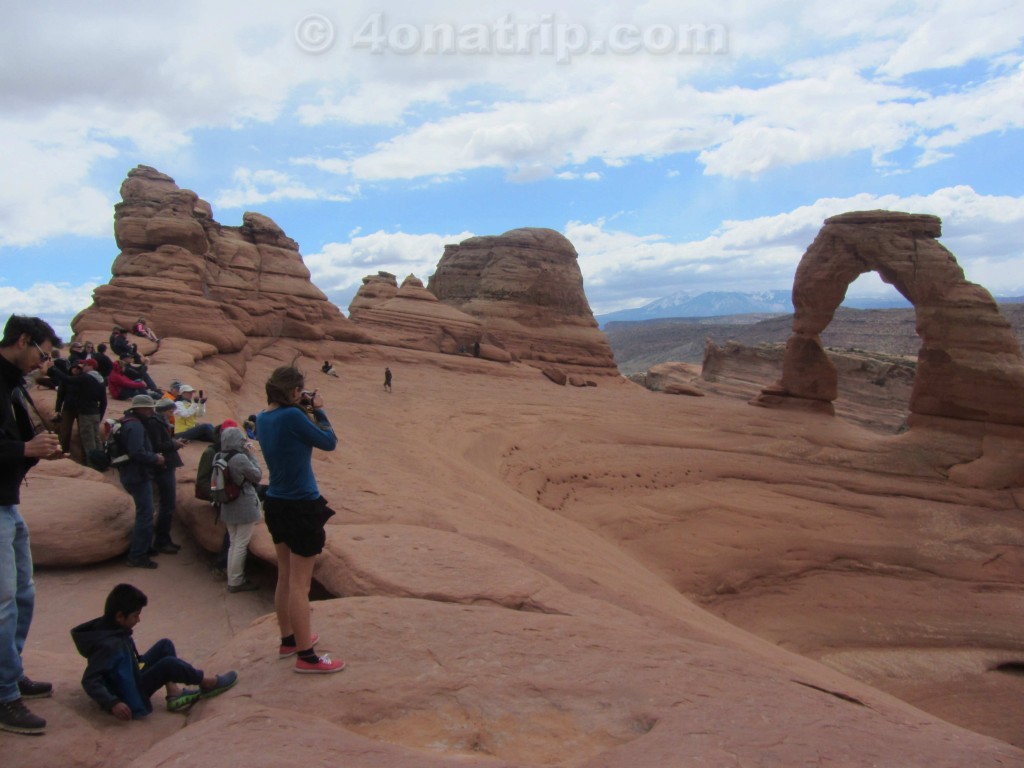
[321,360,339,377]
[70,583,238,719]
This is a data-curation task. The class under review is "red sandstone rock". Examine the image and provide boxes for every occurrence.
[543,366,568,385]
[754,211,1024,431]
[429,228,619,375]
[73,165,369,364]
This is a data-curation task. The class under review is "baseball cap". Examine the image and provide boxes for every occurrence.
[179,384,195,393]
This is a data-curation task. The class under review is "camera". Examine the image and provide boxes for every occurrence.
[301,390,316,406]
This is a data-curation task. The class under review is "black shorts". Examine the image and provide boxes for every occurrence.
[263,496,335,558]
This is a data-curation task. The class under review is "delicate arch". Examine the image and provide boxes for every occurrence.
[754,211,1024,427]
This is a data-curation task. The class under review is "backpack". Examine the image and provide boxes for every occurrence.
[194,443,217,501]
[89,415,137,471]
[208,450,242,505]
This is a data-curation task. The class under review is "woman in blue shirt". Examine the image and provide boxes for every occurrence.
[256,366,345,674]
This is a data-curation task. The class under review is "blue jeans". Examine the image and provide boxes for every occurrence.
[138,639,203,699]
[152,469,176,548]
[0,505,34,704]
[124,481,155,561]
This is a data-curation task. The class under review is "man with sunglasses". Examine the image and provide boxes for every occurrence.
[0,315,63,735]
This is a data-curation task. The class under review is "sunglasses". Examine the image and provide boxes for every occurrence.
[32,342,51,363]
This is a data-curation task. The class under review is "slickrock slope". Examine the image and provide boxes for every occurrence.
[71,165,369,364]
[428,228,619,374]
[16,347,1024,768]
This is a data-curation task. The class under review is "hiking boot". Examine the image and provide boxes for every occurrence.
[156,544,180,555]
[227,580,259,593]
[18,677,52,699]
[166,688,201,712]
[294,654,346,674]
[278,633,319,659]
[200,671,238,699]
[0,698,46,735]
[125,557,158,569]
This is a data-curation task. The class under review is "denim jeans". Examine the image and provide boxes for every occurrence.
[0,505,34,704]
[123,480,155,561]
[152,469,176,549]
[138,639,203,699]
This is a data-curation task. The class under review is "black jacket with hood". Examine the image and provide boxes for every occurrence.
[0,354,40,505]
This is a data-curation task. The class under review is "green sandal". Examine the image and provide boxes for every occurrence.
[166,689,201,712]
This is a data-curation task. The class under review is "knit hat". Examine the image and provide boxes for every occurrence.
[80,358,98,369]
[220,419,239,429]
[130,394,157,409]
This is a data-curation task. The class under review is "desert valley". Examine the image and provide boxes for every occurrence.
[7,167,1024,768]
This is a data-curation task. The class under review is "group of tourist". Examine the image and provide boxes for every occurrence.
[1,314,345,737]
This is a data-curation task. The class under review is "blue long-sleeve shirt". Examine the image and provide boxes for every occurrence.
[256,406,336,500]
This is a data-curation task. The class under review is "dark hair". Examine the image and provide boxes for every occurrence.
[266,365,305,407]
[104,583,148,620]
[0,315,62,349]
[97,343,107,353]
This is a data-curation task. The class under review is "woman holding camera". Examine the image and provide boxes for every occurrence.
[256,366,344,674]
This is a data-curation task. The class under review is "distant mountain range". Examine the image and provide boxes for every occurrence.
[596,290,1024,327]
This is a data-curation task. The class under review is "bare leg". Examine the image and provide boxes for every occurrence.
[274,541,293,638]
[287,552,317,651]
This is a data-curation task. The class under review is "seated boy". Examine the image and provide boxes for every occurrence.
[70,584,237,718]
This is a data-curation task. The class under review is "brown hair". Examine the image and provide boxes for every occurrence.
[266,365,305,407]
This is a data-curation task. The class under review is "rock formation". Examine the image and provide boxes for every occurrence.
[71,165,369,362]
[754,211,1024,429]
[348,272,485,355]
[428,228,619,374]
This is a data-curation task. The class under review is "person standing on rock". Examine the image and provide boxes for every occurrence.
[384,367,392,393]
[147,400,184,555]
[0,315,63,736]
[116,395,166,569]
[256,366,344,674]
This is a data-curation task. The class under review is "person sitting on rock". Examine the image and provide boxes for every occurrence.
[120,354,161,394]
[71,583,238,719]
[107,358,159,401]
[109,327,137,359]
[132,317,160,345]
[321,360,339,378]
[173,385,215,442]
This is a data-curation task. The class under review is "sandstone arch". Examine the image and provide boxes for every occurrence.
[754,211,1024,428]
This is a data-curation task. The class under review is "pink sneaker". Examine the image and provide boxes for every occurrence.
[278,633,319,659]
[294,654,346,674]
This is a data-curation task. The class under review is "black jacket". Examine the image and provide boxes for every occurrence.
[48,367,107,416]
[145,414,183,470]
[0,355,39,505]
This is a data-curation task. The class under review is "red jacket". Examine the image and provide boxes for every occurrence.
[108,364,147,399]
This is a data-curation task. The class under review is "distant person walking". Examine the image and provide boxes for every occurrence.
[0,315,63,736]
[256,367,344,674]
[383,367,392,393]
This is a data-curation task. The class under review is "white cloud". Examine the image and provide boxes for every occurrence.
[214,168,358,209]
[572,186,1024,312]
[305,229,474,312]
[0,281,99,341]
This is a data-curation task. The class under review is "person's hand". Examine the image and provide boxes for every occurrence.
[310,390,324,409]
[174,439,186,449]
[155,454,166,466]
[111,702,132,721]
[24,432,60,458]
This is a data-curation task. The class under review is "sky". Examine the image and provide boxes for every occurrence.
[2,1,1023,339]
